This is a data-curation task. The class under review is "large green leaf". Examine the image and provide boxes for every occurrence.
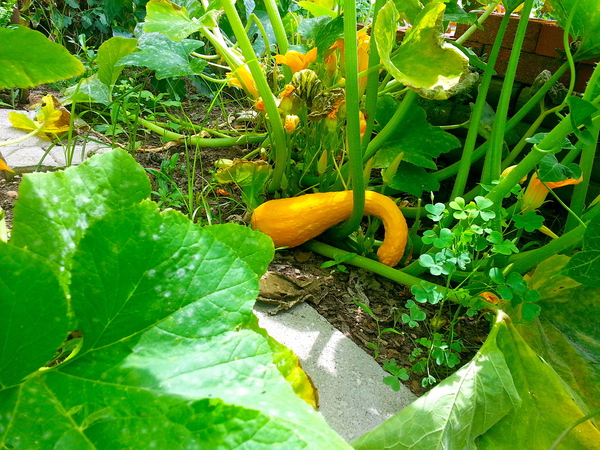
[97,36,138,90]
[374,1,469,99]
[549,0,600,61]
[521,255,600,410]
[353,311,600,449]
[374,97,461,170]
[143,0,217,41]
[0,150,350,449]
[0,26,85,89]
[144,0,202,40]
[117,32,206,79]
[563,212,600,286]
[0,244,68,388]
[10,150,150,271]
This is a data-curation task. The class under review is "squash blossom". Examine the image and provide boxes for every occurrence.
[521,173,583,213]
[274,48,317,74]
[254,98,266,113]
[359,111,367,139]
[226,65,259,98]
[278,84,297,114]
[284,115,300,134]
[328,30,372,95]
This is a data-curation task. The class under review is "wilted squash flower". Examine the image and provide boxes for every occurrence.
[521,173,583,213]
[479,291,500,305]
[359,110,367,139]
[278,84,296,114]
[328,30,372,95]
[284,114,300,134]
[226,65,259,98]
[274,48,318,74]
[254,97,266,113]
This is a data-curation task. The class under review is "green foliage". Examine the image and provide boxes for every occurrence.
[354,304,600,448]
[564,212,600,286]
[0,26,85,89]
[0,150,351,448]
[548,0,600,61]
[374,0,470,99]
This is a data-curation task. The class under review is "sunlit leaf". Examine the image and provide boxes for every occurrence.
[521,256,600,411]
[8,95,71,137]
[0,26,84,89]
[143,0,203,40]
[374,1,470,99]
[117,32,205,79]
[353,311,600,449]
[298,0,337,18]
[62,73,112,105]
[97,36,138,90]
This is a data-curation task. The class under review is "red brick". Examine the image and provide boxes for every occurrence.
[454,13,540,53]
[535,21,565,57]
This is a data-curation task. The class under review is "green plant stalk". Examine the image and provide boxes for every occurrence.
[130,113,267,147]
[566,121,599,231]
[435,62,570,183]
[363,89,418,162]
[302,239,450,294]
[220,0,288,192]
[480,0,534,189]
[361,0,385,150]
[450,10,512,199]
[328,0,365,239]
[486,110,583,206]
[507,224,585,274]
[404,109,584,277]
[263,0,292,81]
[565,63,600,232]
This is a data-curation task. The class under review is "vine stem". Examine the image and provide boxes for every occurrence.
[450,10,512,199]
[302,240,461,300]
[328,0,365,239]
[220,0,288,193]
[480,0,535,189]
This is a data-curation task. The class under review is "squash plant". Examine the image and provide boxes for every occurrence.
[0,150,350,449]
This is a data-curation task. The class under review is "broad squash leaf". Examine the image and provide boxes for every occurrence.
[562,209,600,287]
[352,310,600,449]
[117,32,206,79]
[0,26,84,89]
[521,255,600,411]
[143,0,218,40]
[374,1,469,99]
[97,36,138,91]
[0,150,349,448]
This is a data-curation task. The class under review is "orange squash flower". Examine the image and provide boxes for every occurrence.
[226,65,259,98]
[284,115,300,134]
[521,173,583,213]
[274,48,317,74]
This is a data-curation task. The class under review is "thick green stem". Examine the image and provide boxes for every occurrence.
[363,89,418,162]
[220,0,288,192]
[263,0,292,81]
[131,114,267,147]
[566,63,600,232]
[451,11,512,198]
[480,0,534,189]
[485,110,579,206]
[303,239,448,293]
[435,62,569,183]
[329,0,365,238]
[361,0,385,150]
[507,224,585,274]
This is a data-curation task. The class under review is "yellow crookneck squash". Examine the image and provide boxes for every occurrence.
[250,191,408,267]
